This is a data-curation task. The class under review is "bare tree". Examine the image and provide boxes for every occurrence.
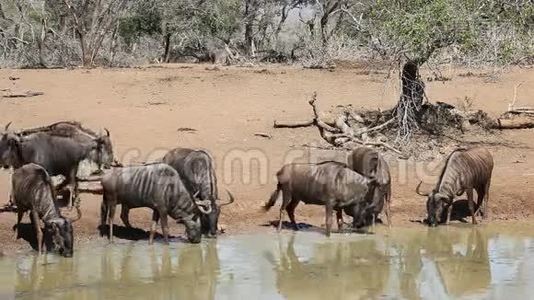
[61,0,128,66]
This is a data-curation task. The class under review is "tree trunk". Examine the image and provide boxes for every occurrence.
[275,5,289,39]
[394,61,426,141]
[244,0,256,56]
[163,32,171,63]
[76,30,90,66]
[36,19,47,68]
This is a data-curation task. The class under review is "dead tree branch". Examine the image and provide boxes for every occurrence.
[274,119,314,128]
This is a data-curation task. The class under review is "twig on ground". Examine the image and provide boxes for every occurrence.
[273,119,314,128]
[254,132,272,139]
[177,127,197,132]
[509,82,524,110]
[3,91,44,98]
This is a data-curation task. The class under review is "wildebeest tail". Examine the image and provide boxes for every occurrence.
[35,166,56,200]
[263,183,281,211]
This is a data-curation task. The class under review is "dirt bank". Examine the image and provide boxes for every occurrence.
[1,64,533,255]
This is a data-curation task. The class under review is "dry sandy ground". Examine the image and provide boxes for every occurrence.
[1,63,533,254]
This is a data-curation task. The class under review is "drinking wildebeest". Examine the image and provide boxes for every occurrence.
[347,147,392,227]
[263,161,378,236]
[162,148,235,238]
[100,163,213,244]
[416,147,493,226]
[12,163,81,257]
[0,122,113,208]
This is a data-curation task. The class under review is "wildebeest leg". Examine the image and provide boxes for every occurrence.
[63,168,79,209]
[31,210,42,255]
[149,210,160,245]
[7,189,12,206]
[475,186,485,218]
[325,204,333,237]
[445,203,453,225]
[120,205,131,228]
[286,199,300,231]
[159,210,169,244]
[72,177,79,208]
[100,200,108,228]
[385,190,392,228]
[483,180,491,220]
[108,204,116,243]
[467,189,477,225]
[14,210,24,239]
[278,190,291,232]
[336,209,344,231]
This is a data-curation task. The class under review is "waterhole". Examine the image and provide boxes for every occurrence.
[1,224,534,299]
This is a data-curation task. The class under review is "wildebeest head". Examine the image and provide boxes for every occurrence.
[180,193,213,243]
[45,207,81,257]
[200,189,235,238]
[93,128,114,169]
[417,182,450,227]
[355,176,380,229]
[183,215,202,244]
[0,122,21,169]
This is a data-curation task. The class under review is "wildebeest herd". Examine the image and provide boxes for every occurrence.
[0,121,494,257]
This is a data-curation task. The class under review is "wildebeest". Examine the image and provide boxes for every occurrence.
[162,148,235,238]
[263,161,378,236]
[100,163,213,244]
[0,121,114,207]
[15,121,115,176]
[416,147,493,226]
[347,147,392,227]
[12,163,81,257]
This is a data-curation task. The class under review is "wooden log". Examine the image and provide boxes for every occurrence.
[78,181,103,195]
[496,115,534,129]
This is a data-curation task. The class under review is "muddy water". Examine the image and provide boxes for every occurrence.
[1,224,534,300]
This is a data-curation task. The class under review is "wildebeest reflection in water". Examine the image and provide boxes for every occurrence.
[266,234,391,299]
[7,226,534,299]
[393,226,491,299]
[266,227,491,300]
[13,241,220,300]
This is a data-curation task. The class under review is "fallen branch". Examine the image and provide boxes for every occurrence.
[273,119,314,128]
[177,127,197,132]
[308,94,339,133]
[3,91,44,98]
[363,141,403,155]
[508,82,524,110]
[0,203,17,213]
[254,132,272,139]
[335,114,355,136]
[273,92,403,155]
[356,118,395,135]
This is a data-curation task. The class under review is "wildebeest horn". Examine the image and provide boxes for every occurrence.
[416,181,429,196]
[68,206,82,223]
[195,200,212,214]
[104,128,110,137]
[219,189,235,206]
[4,121,12,131]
